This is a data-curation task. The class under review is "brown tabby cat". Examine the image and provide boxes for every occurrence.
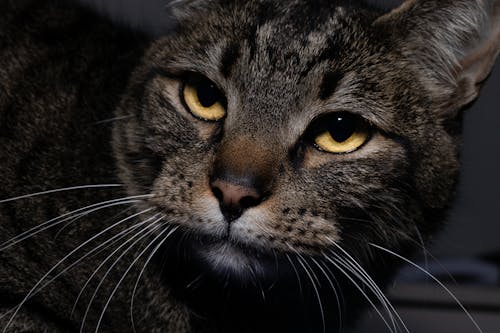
[0,0,499,332]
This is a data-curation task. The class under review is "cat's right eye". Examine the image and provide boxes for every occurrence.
[182,76,226,121]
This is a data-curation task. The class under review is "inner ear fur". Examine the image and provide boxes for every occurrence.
[375,0,500,114]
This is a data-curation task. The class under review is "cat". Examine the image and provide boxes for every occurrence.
[0,0,499,332]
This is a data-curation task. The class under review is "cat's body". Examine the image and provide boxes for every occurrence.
[0,1,190,332]
[0,0,499,332]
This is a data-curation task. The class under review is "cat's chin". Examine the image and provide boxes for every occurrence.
[157,224,298,289]
[192,237,279,282]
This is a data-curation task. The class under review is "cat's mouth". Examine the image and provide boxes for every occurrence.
[151,197,330,283]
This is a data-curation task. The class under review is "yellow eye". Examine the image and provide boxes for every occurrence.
[182,77,226,121]
[314,113,370,154]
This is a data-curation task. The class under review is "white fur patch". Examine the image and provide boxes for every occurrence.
[201,242,256,273]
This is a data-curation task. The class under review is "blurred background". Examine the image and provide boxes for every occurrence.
[76,0,500,331]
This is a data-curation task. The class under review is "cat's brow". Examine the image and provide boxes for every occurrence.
[219,42,241,78]
[318,71,344,100]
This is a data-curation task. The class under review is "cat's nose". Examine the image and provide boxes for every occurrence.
[210,178,263,222]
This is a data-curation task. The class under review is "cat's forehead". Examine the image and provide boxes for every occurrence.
[168,0,377,77]
[186,0,374,71]
[156,0,404,140]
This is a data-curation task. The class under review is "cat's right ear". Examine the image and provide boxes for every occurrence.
[375,0,499,115]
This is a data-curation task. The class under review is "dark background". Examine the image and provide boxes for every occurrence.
[432,61,499,258]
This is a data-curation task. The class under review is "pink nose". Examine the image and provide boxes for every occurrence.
[210,179,263,222]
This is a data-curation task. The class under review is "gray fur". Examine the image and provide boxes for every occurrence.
[1,0,499,332]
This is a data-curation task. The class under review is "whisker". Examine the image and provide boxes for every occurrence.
[32,208,156,317]
[69,211,158,317]
[80,215,165,333]
[413,225,429,273]
[0,206,154,333]
[1,199,140,251]
[129,225,181,333]
[302,255,322,288]
[323,254,396,333]
[370,243,484,333]
[263,249,280,294]
[330,243,407,333]
[53,206,136,240]
[330,251,402,333]
[0,194,153,251]
[247,262,266,302]
[362,216,458,285]
[310,257,343,333]
[407,225,458,285]
[185,274,205,291]
[91,115,133,125]
[285,253,303,297]
[0,184,123,204]
[295,254,326,333]
[94,224,179,333]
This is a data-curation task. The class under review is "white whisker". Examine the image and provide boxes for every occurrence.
[330,251,402,333]
[129,226,179,333]
[0,184,123,203]
[323,253,396,333]
[32,208,155,316]
[0,206,154,333]
[80,215,165,333]
[53,206,136,240]
[1,199,140,252]
[92,115,133,125]
[370,243,484,333]
[285,253,303,297]
[310,257,343,332]
[0,194,153,251]
[331,243,408,333]
[414,225,429,273]
[69,211,157,317]
[295,254,326,333]
[95,224,179,333]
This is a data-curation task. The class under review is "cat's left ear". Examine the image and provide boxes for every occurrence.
[166,0,215,23]
[375,0,500,113]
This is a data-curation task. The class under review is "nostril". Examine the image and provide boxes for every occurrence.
[211,186,224,202]
[239,195,261,210]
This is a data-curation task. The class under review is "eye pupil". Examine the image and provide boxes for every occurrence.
[329,115,356,142]
[197,80,220,107]
[312,112,369,154]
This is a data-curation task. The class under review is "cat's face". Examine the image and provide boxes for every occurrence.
[113,0,497,282]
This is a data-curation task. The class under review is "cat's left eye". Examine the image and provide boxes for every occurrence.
[182,76,226,121]
[311,112,370,154]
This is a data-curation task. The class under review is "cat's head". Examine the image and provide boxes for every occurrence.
[113,0,499,280]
